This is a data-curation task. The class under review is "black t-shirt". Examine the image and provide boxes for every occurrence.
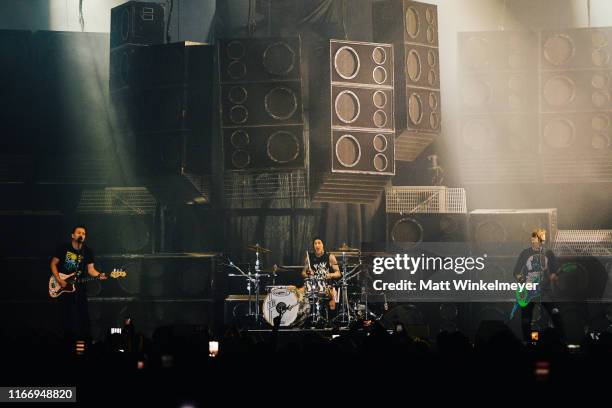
[54,243,95,277]
[308,251,331,278]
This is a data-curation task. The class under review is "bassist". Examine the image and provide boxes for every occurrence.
[50,225,106,345]
[513,228,564,343]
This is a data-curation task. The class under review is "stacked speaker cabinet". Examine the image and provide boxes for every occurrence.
[540,28,612,183]
[457,31,539,184]
[373,0,440,162]
[309,39,395,204]
[109,1,165,115]
[218,37,305,173]
[109,40,214,204]
[469,209,558,256]
[110,1,164,48]
[385,187,468,247]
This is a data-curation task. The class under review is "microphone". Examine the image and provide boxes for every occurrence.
[77,237,83,243]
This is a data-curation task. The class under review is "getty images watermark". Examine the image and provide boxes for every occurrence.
[369,252,539,299]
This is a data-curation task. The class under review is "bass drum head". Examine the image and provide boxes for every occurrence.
[263,286,301,327]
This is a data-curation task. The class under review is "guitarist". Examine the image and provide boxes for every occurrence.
[50,225,107,344]
[513,228,564,343]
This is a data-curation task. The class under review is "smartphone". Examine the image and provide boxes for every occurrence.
[209,341,219,357]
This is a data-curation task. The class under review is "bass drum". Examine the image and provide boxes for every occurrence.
[263,286,309,327]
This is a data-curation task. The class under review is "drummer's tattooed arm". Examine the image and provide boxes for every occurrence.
[302,255,312,278]
[326,254,342,280]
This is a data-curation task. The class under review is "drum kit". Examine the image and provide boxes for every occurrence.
[226,243,387,329]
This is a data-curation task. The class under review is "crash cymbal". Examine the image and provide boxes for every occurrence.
[247,244,271,253]
[334,243,360,252]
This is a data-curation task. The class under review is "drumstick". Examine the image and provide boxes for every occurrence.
[306,250,314,276]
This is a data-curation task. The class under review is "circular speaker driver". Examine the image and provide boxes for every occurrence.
[262,41,296,76]
[231,150,251,169]
[335,90,361,124]
[230,130,250,148]
[267,131,300,164]
[264,87,298,120]
[391,218,424,243]
[544,118,576,149]
[335,134,362,168]
[334,46,360,80]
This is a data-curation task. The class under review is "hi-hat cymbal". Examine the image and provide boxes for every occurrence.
[335,243,360,252]
[247,244,271,253]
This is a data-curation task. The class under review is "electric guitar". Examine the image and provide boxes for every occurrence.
[49,269,127,298]
[509,272,542,320]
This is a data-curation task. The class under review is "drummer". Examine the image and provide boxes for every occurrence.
[301,237,342,310]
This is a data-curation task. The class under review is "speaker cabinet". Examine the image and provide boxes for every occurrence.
[220,81,303,127]
[541,112,612,153]
[541,28,612,70]
[460,71,538,114]
[460,114,539,156]
[110,1,164,48]
[373,0,440,161]
[110,44,145,92]
[469,209,558,256]
[541,70,612,112]
[218,37,301,82]
[223,126,305,171]
[310,39,395,203]
[387,213,468,245]
[219,37,305,173]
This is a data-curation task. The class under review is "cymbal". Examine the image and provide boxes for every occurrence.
[260,264,289,273]
[329,251,361,257]
[247,244,271,253]
[334,243,360,252]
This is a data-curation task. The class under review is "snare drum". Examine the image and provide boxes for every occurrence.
[262,286,309,327]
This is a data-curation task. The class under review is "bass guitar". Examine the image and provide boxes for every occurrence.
[49,269,126,298]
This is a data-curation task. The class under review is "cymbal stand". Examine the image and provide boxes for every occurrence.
[335,250,354,326]
[227,257,268,326]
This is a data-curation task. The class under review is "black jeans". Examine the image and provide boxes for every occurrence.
[520,299,565,342]
[60,286,91,343]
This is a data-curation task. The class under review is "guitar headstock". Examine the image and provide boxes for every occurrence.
[110,268,127,279]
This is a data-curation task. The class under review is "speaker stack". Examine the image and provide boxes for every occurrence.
[309,39,395,204]
[457,31,539,184]
[373,0,441,162]
[218,37,307,202]
[540,28,612,183]
[109,1,164,94]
